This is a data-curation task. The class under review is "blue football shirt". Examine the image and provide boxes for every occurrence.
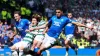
[64,19,76,35]
[47,15,71,38]
[15,19,30,38]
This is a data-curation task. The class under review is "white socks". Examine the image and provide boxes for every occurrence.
[19,50,23,56]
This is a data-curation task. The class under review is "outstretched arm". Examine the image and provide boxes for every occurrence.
[72,22,92,28]
[29,22,48,31]
[42,26,49,34]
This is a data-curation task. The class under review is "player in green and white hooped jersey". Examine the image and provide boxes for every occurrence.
[10,17,39,56]
[31,14,47,51]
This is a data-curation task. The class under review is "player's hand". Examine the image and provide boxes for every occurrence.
[42,32,45,34]
[29,28,35,31]
[25,29,30,32]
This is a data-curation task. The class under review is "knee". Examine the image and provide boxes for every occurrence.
[37,45,40,48]
[36,43,42,48]
[10,46,16,50]
[19,46,24,50]
[65,40,69,45]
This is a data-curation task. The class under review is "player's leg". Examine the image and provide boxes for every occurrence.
[35,35,44,48]
[36,34,56,56]
[18,41,31,56]
[10,45,18,56]
[10,42,22,56]
[65,38,70,56]
[65,34,78,55]
[10,41,22,50]
[31,35,43,50]
[65,34,74,51]
[36,42,42,48]
[10,45,16,50]
[31,35,44,52]
[18,41,26,56]
[31,39,38,50]
[25,32,37,51]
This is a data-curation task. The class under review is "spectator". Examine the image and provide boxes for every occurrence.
[13,35,21,44]
[0,34,5,46]
[5,30,15,47]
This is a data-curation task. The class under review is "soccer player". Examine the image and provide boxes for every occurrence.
[30,8,91,56]
[64,13,78,55]
[64,13,93,55]
[10,17,39,56]
[14,11,30,38]
[31,14,47,51]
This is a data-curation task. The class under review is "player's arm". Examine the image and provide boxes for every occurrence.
[18,19,30,31]
[29,22,48,31]
[26,23,33,32]
[30,18,52,31]
[42,26,49,34]
[29,17,52,31]
[72,22,91,28]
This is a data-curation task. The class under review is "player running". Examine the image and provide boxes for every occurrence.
[64,13,78,56]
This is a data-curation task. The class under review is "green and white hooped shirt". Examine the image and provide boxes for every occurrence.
[23,25,37,43]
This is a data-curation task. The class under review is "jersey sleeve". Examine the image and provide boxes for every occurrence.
[17,19,30,31]
[25,19,31,25]
[38,20,46,26]
[66,17,72,24]
[48,18,52,24]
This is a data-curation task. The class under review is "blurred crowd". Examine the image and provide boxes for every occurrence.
[59,17,100,48]
[0,0,100,49]
[0,20,22,47]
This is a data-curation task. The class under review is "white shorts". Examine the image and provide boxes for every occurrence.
[66,34,74,41]
[34,35,44,42]
[13,41,30,49]
[42,34,56,48]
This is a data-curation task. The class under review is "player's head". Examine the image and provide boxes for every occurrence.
[56,7,63,17]
[32,14,40,25]
[32,13,41,21]
[14,11,21,21]
[31,17,38,25]
[68,13,73,19]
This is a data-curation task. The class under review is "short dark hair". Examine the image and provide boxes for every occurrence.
[56,7,63,11]
[32,14,40,22]
[32,16,40,22]
[14,11,21,16]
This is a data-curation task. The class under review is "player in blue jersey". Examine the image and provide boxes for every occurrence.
[14,11,30,38]
[64,13,92,55]
[65,13,78,55]
[30,8,91,56]
[29,8,70,56]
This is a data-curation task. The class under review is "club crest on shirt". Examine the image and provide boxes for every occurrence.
[54,21,61,26]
